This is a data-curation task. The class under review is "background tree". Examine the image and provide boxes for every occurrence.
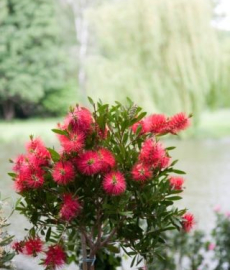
[0,0,75,120]
[86,0,230,121]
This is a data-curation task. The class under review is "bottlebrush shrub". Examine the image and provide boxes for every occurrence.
[9,98,193,270]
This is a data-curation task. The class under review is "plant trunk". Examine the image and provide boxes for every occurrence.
[80,233,95,270]
[87,253,95,270]
[2,99,15,120]
[81,233,88,270]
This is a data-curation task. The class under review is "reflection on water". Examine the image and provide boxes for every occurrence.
[1,138,230,269]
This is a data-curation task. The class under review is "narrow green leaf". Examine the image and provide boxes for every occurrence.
[88,96,95,106]
[8,172,17,178]
[47,148,60,162]
[130,255,137,268]
[51,129,68,137]
[46,227,52,242]
[172,169,186,175]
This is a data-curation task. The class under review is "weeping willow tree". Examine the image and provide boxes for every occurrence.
[86,0,226,119]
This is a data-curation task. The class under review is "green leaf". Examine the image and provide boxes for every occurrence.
[107,244,120,253]
[88,96,95,106]
[7,172,17,178]
[2,252,15,263]
[51,129,68,137]
[46,227,52,242]
[172,169,186,175]
[166,196,182,201]
[136,112,147,122]
[0,236,14,246]
[47,148,60,162]
[166,146,176,151]
[170,160,178,166]
[130,255,137,267]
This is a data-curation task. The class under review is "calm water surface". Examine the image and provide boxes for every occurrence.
[1,138,230,269]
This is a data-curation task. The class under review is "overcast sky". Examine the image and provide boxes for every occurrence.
[213,0,230,30]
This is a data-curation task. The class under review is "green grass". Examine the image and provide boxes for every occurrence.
[1,109,230,143]
[0,118,61,143]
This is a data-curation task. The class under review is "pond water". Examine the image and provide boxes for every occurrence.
[1,138,230,269]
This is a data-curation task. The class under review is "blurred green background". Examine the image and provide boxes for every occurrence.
[0,0,230,134]
[1,0,230,269]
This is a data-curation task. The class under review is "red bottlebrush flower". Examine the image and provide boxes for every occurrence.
[131,117,152,135]
[131,163,152,182]
[14,177,26,193]
[159,155,171,169]
[44,245,66,269]
[102,171,126,195]
[58,131,85,154]
[27,172,44,189]
[60,193,81,221]
[13,155,25,173]
[26,137,44,153]
[98,148,116,173]
[168,113,190,134]
[26,137,51,166]
[52,161,75,185]
[169,176,184,190]
[131,120,143,134]
[19,165,45,189]
[12,241,24,253]
[24,238,43,256]
[132,114,168,135]
[76,151,101,175]
[139,139,166,166]
[64,106,93,134]
[149,114,168,134]
[182,213,195,232]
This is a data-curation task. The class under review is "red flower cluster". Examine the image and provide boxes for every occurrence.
[24,238,43,256]
[13,240,66,269]
[13,137,51,192]
[169,176,185,190]
[132,112,190,135]
[131,138,170,182]
[12,238,43,256]
[44,245,66,269]
[60,193,81,221]
[182,213,195,232]
[12,241,24,254]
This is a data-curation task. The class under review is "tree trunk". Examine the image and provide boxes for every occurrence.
[68,0,90,103]
[2,99,15,120]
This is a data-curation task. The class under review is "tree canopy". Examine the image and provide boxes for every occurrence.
[0,0,74,119]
